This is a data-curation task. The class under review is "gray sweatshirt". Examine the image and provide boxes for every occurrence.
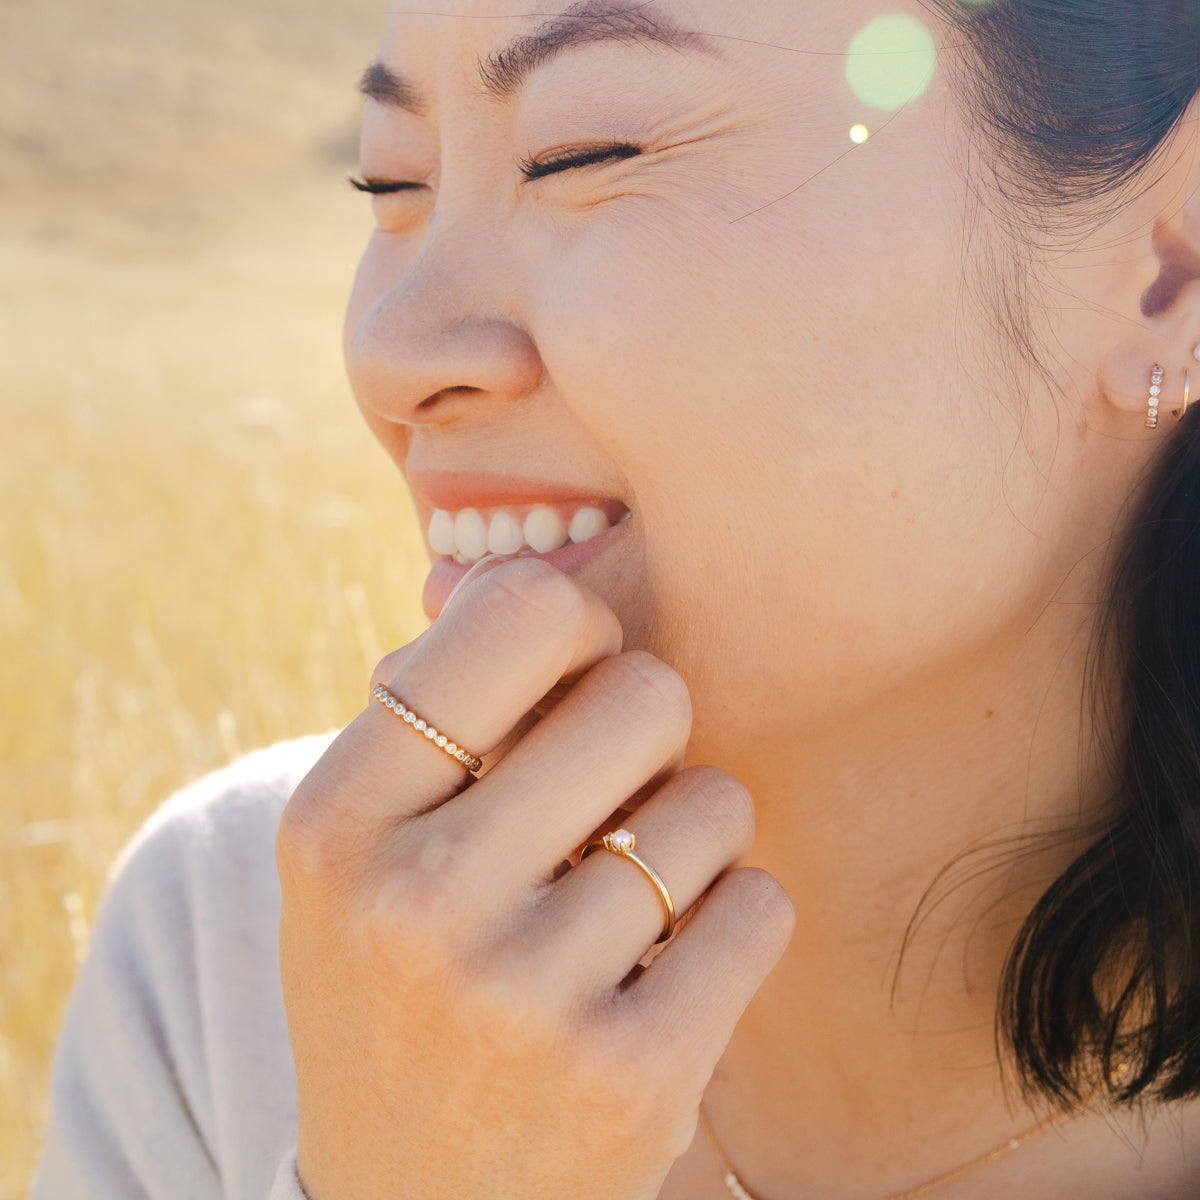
[32,735,336,1200]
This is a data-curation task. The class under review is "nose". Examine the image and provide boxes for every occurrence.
[344,232,545,427]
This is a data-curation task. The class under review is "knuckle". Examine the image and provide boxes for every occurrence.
[276,779,338,881]
[276,785,379,912]
[721,867,796,945]
[377,835,481,934]
[478,558,588,637]
[275,751,380,880]
[680,766,755,849]
[369,645,412,693]
[277,748,423,908]
[363,864,478,978]
[471,952,565,1042]
[600,651,692,732]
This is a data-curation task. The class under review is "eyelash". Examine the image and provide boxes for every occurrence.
[348,141,642,194]
[349,177,425,195]
[516,142,642,181]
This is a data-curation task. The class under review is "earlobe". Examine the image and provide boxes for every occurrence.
[1098,339,1196,429]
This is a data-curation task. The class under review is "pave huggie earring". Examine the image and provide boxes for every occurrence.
[1174,369,1191,422]
[1146,363,1164,429]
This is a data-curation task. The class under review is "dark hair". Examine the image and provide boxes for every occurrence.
[913,0,1200,1107]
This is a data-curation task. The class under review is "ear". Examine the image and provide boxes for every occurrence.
[1096,190,1200,428]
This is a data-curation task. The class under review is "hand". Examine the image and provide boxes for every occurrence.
[276,558,794,1200]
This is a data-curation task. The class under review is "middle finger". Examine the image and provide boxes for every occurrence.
[423,648,692,891]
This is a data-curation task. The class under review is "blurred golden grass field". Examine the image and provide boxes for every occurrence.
[1,3,429,1194]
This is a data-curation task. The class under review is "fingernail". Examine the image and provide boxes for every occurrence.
[440,554,515,616]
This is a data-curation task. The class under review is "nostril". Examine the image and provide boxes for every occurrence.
[417,385,484,410]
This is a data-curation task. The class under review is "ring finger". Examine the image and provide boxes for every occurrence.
[534,765,756,990]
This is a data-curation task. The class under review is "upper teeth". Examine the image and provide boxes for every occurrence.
[428,504,621,564]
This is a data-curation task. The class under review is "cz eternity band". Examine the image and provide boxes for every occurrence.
[371,684,483,772]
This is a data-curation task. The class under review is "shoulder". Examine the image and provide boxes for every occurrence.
[90,730,339,1044]
[113,732,336,885]
[91,730,339,1013]
[35,735,337,1200]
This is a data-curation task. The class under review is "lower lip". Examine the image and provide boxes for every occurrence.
[422,517,631,619]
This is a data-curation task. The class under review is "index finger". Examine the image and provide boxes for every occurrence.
[282,556,624,843]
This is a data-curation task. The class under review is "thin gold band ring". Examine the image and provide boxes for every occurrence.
[581,829,677,944]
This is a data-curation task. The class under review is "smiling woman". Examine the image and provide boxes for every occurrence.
[28,1,1200,1198]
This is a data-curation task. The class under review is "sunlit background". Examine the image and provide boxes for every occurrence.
[0,2,427,1194]
[0,1,950,1193]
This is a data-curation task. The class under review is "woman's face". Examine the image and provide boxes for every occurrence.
[344,0,1094,772]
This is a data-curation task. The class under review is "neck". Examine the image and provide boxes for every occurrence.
[685,601,1127,1198]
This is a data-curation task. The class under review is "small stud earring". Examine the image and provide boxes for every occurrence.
[1193,344,1200,363]
[1174,369,1191,422]
[1146,363,1163,429]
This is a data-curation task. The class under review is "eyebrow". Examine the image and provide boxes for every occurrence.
[358,0,716,113]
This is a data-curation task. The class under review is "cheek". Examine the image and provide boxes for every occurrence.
[528,197,869,568]
[529,206,798,465]
[525,212,834,687]
[529,214,758,534]
[522,181,1053,741]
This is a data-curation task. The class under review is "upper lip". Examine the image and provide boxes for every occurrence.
[405,468,626,513]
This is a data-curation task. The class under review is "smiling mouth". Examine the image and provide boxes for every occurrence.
[428,500,632,564]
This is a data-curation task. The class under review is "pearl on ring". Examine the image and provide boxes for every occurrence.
[605,829,636,854]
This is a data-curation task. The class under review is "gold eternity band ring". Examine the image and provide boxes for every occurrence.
[581,828,677,944]
[371,684,483,773]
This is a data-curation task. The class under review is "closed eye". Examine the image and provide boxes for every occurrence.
[348,176,426,195]
[517,142,642,182]
[348,142,643,194]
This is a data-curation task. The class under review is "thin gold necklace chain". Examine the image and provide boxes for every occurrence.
[698,1065,1129,1200]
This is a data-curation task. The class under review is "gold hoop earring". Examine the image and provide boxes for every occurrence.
[1146,363,1163,429]
[1174,370,1191,422]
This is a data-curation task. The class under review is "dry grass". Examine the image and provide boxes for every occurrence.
[0,3,433,1195]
